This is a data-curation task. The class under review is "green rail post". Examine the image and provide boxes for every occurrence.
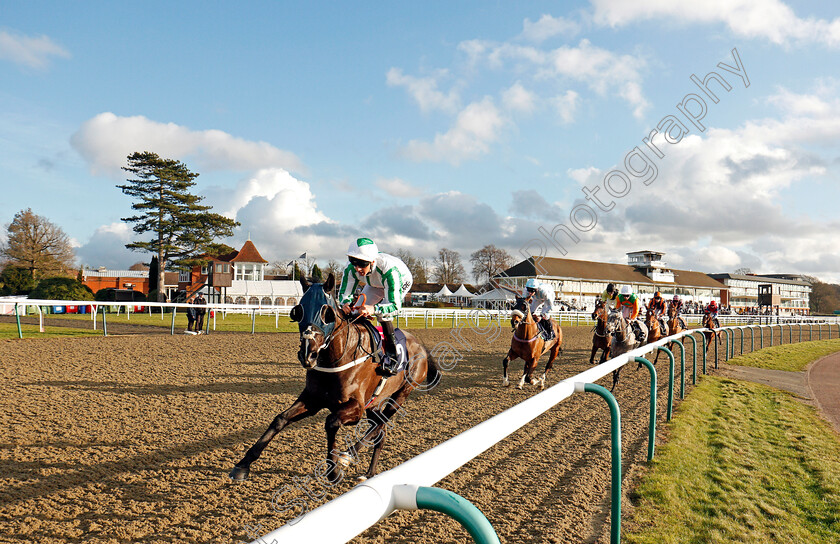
[413,487,500,544]
[251,309,256,334]
[760,325,764,349]
[577,382,622,544]
[14,303,22,339]
[656,348,675,421]
[700,332,708,374]
[102,306,108,337]
[713,329,719,368]
[633,356,657,461]
[739,327,744,356]
[799,323,803,343]
[750,326,755,352]
[170,306,176,335]
[684,334,698,378]
[770,325,774,346]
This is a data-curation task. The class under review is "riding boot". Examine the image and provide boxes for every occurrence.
[378,320,399,376]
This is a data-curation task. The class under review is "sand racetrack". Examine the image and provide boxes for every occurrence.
[0,324,702,544]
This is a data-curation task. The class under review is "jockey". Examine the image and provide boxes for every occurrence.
[670,295,687,329]
[523,278,555,340]
[599,283,618,309]
[646,291,668,335]
[338,237,413,376]
[616,285,645,342]
[705,300,720,328]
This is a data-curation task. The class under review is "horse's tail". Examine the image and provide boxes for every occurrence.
[425,348,441,389]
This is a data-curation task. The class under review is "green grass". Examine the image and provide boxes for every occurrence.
[0,322,101,339]
[625,345,840,543]
[726,339,840,372]
[25,309,522,335]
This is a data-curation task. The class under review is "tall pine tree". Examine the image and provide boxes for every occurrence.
[119,152,239,301]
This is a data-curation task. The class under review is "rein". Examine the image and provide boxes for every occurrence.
[310,312,376,373]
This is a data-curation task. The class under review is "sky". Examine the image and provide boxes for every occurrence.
[2,1,840,282]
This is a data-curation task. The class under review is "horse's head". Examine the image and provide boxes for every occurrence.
[510,296,531,330]
[592,299,605,320]
[289,273,339,368]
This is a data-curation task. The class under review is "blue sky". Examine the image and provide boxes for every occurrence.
[2,1,840,281]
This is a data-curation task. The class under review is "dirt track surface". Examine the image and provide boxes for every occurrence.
[0,325,696,544]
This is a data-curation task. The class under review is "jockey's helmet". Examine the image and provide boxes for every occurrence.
[525,278,539,291]
[606,283,614,293]
[347,237,378,263]
[620,285,632,296]
[654,291,661,299]
[673,295,680,301]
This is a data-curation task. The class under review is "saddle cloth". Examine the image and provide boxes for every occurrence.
[358,319,410,373]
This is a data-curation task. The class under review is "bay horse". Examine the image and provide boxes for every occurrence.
[666,302,688,353]
[229,273,439,483]
[607,311,647,391]
[502,295,562,390]
[702,313,723,353]
[589,299,611,365]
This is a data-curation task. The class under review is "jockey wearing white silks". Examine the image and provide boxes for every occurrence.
[522,278,555,320]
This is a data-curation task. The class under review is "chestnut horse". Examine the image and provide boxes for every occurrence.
[229,273,439,483]
[502,295,563,390]
[702,313,723,353]
[644,306,667,364]
[589,299,611,365]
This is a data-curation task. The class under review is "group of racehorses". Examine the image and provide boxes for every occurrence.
[503,293,722,392]
[228,274,722,484]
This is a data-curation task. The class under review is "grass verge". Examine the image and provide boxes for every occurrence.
[0,322,101,339]
[624,348,840,543]
[727,339,840,372]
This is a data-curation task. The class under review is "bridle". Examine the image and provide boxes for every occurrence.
[310,316,376,373]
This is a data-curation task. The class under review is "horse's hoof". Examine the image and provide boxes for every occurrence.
[516,383,524,390]
[503,378,510,387]
[229,465,250,481]
[336,452,353,467]
[356,475,368,482]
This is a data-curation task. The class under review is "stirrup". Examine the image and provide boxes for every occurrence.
[373,376,388,396]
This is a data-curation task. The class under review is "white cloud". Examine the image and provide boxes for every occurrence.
[400,97,505,165]
[386,68,461,113]
[766,87,834,117]
[0,30,70,69]
[70,113,305,178]
[521,14,580,42]
[696,245,741,269]
[502,82,537,113]
[459,38,649,118]
[546,40,648,118]
[590,0,840,47]
[374,177,424,198]
[552,90,580,123]
[75,222,139,269]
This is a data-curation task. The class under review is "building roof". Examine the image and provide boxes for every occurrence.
[410,283,475,294]
[228,280,304,297]
[230,240,268,264]
[709,273,811,287]
[82,269,149,278]
[502,256,727,289]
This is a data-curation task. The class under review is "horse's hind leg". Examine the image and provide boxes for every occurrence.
[230,397,318,481]
[540,344,562,389]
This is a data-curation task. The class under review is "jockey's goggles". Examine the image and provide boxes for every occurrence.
[349,256,373,268]
[526,287,536,294]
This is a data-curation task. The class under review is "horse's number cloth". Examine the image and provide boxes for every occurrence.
[359,319,410,373]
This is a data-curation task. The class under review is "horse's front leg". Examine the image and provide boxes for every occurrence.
[502,351,515,387]
[589,343,598,365]
[517,359,537,390]
[540,343,562,389]
[325,400,364,484]
[230,395,319,481]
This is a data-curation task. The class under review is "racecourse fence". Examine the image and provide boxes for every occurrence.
[3,297,837,339]
[245,320,840,544]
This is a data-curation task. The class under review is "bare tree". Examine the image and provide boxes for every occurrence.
[303,255,317,275]
[396,249,429,283]
[432,248,465,284]
[325,259,343,280]
[1,208,76,279]
[470,244,513,285]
